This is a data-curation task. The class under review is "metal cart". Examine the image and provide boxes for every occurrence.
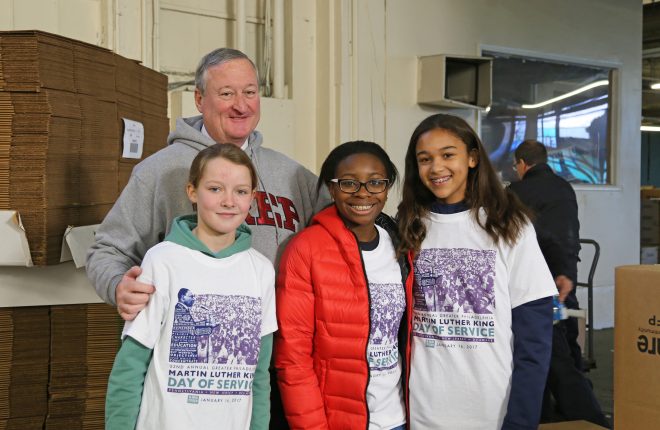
[576,238,600,370]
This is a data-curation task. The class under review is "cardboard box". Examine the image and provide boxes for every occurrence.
[614,265,660,429]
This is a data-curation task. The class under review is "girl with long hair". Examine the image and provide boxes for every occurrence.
[398,114,556,429]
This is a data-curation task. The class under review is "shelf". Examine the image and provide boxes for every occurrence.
[0,209,103,307]
[0,261,102,307]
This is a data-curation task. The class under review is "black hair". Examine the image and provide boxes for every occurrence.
[317,140,398,191]
[515,139,548,165]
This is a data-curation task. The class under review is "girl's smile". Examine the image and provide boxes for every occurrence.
[416,128,477,204]
[329,153,390,242]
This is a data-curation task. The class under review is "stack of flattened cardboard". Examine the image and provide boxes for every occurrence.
[0,30,169,265]
[0,92,11,210]
[84,304,124,429]
[8,89,82,265]
[0,31,81,265]
[46,304,122,429]
[0,307,50,430]
[74,41,120,227]
[115,55,169,191]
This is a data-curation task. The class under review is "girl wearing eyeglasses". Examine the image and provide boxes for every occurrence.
[275,141,412,430]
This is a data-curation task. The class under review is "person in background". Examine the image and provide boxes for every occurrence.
[105,144,276,430]
[86,47,329,429]
[275,141,412,430]
[510,140,610,427]
[397,114,556,429]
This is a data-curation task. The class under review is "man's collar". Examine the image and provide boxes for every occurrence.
[523,162,552,179]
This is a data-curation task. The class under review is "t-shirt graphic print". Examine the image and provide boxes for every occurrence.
[167,291,262,397]
[412,248,496,345]
[368,282,405,371]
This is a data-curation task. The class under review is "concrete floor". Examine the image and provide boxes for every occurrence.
[588,328,614,424]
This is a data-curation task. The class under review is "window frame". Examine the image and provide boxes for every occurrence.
[479,45,622,190]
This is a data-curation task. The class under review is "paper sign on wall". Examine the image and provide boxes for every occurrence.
[122,118,144,159]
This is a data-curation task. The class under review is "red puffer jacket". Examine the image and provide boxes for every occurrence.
[275,205,413,430]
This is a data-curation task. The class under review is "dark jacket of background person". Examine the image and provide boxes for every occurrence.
[509,163,580,295]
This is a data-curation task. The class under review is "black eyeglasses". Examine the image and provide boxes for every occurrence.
[329,178,390,194]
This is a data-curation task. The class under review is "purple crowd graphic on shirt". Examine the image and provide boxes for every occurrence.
[167,289,262,398]
[368,282,405,372]
[412,248,497,345]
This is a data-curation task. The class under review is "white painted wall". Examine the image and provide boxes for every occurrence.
[0,0,106,45]
[341,0,642,328]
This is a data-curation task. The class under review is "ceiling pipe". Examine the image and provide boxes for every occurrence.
[235,0,246,53]
[272,0,285,99]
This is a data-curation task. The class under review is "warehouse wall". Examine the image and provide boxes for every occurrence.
[336,0,642,328]
[0,0,644,328]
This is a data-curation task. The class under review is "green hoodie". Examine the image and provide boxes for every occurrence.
[105,215,273,430]
[165,214,252,257]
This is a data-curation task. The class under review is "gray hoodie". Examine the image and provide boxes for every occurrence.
[86,115,330,305]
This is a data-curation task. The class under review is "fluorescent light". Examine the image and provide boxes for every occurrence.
[641,125,660,132]
[652,83,660,90]
[521,80,609,109]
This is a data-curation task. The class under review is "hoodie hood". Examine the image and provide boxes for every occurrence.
[167,115,263,152]
[165,214,252,258]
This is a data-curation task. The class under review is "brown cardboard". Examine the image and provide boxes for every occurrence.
[1,30,169,265]
[641,187,660,199]
[614,265,660,429]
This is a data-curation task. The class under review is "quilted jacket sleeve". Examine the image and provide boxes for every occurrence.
[274,235,330,430]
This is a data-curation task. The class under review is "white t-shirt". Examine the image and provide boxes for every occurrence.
[408,210,556,430]
[363,225,407,430]
[122,241,277,430]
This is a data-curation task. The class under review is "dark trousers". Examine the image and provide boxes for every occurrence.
[541,322,610,428]
[270,366,290,429]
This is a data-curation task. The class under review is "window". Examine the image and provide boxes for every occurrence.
[481,51,612,185]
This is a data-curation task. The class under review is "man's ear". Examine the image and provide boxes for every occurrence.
[194,88,204,113]
[520,159,532,173]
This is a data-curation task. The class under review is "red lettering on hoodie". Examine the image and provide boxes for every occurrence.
[245,191,299,232]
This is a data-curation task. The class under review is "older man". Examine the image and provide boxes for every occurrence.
[87,47,327,316]
[88,48,328,429]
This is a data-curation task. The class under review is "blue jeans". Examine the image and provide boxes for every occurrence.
[390,425,406,430]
